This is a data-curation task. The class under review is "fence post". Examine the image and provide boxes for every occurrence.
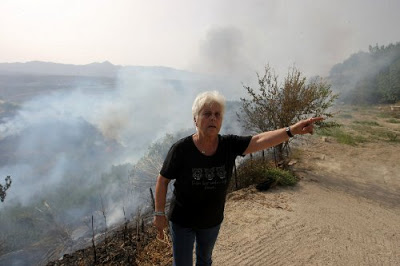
[149,188,155,210]
[234,161,238,189]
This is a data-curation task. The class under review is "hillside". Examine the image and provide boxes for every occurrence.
[44,105,400,265]
[0,61,210,103]
[329,42,400,104]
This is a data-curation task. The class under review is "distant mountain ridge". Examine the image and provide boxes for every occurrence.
[0,61,119,77]
[0,61,217,103]
[0,61,203,80]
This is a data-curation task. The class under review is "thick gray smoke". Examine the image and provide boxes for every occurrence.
[0,64,246,264]
[0,71,199,207]
[193,26,257,98]
[199,27,248,76]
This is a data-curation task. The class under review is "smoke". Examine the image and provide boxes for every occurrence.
[191,26,257,99]
[198,27,247,75]
[0,64,248,264]
[188,0,400,91]
[0,73,196,205]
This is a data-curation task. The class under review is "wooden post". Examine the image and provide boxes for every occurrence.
[234,161,238,189]
[91,215,97,263]
[149,188,155,210]
[123,207,128,242]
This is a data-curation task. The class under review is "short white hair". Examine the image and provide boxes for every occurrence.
[192,91,226,120]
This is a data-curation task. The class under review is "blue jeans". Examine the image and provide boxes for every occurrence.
[169,221,221,266]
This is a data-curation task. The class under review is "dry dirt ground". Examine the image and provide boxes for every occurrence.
[140,106,400,265]
[213,106,400,265]
[214,138,400,265]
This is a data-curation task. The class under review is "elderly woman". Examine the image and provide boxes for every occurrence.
[154,91,322,266]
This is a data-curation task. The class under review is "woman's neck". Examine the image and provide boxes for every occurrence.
[193,132,219,155]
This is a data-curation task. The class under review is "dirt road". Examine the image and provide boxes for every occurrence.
[213,137,400,265]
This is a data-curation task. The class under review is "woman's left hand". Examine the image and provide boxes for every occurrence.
[290,117,324,136]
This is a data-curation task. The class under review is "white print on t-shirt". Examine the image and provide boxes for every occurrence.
[192,168,202,180]
[192,166,226,182]
[205,168,215,180]
[216,166,226,179]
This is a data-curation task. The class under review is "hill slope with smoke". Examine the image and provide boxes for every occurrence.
[0,61,244,265]
[329,42,400,104]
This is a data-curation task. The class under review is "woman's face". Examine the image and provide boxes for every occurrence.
[195,102,223,137]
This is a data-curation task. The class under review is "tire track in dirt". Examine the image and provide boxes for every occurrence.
[214,144,400,265]
[214,132,400,265]
[217,197,398,266]
[216,217,323,265]
[332,226,396,265]
[215,198,324,266]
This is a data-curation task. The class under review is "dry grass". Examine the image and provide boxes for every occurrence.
[318,104,400,145]
[135,228,172,266]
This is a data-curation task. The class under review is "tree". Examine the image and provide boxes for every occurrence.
[0,176,12,203]
[330,42,400,104]
[238,65,337,162]
[377,57,400,103]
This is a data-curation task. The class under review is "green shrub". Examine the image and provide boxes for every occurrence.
[317,121,342,129]
[386,118,400,124]
[378,111,400,119]
[338,114,353,119]
[386,132,398,142]
[353,120,380,126]
[263,168,297,186]
[317,127,366,145]
[351,123,400,142]
[232,158,297,192]
[233,158,269,190]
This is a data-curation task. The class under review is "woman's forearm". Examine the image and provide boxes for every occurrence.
[244,117,324,154]
[244,128,289,154]
[155,174,170,212]
[153,174,170,238]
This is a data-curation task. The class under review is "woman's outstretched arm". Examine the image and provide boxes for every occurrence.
[243,117,323,155]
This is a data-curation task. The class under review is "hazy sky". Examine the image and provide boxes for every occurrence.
[1,0,399,77]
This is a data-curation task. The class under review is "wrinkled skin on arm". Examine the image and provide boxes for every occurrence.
[244,117,323,155]
[153,174,170,239]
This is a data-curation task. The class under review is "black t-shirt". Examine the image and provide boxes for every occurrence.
[160,134,252,229]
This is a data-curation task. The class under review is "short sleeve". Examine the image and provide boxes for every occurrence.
[160,142,181,179]
[227,135,252,156]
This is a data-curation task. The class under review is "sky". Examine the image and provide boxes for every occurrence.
[0,1,399,260]
[1,0,400,78]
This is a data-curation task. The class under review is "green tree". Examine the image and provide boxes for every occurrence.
[377,57,400,103]
[238,65,337,162]
[330,42,400,104]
